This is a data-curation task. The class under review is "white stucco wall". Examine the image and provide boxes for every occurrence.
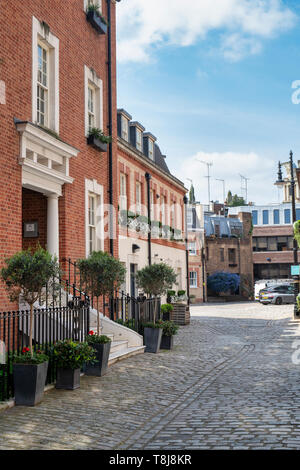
[119,236,187,297]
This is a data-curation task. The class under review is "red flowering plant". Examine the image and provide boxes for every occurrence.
[86,330,111,345]
[13,346,49,364]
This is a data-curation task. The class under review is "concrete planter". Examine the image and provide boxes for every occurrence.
[84,342,111,377]
[13,361,48,406]
[144,327,162,353]
[56,368,80,390]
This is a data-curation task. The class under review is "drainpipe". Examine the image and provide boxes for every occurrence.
[183,195,190,306]
[145,172,152,265]
[107,0,118,257]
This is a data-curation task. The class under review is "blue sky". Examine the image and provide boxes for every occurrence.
[116,0,300,205]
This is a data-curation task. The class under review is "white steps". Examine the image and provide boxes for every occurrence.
[88,328,145,366]
[108,345,145,366]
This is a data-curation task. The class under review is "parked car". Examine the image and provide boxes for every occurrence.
[259,284,295,305]
[254,279,294,301]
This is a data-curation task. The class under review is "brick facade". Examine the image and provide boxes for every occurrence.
[205,212,254,298]
[0,0,117,310]
[117,137,187,296]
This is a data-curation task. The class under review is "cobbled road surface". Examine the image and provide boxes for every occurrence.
[1,302,300,450]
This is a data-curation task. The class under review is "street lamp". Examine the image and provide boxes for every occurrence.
[275,151,299,318]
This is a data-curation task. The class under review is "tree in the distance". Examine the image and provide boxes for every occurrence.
[207,272,240,296]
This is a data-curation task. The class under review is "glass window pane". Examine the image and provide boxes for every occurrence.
[273,209,279,224]
[263,210,269,225]
[284,209,291,224]
[252,211,258,225]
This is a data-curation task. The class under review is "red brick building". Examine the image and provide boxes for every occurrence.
[116,110,187,296]
[187,202,253,301]
[0,0,118,310]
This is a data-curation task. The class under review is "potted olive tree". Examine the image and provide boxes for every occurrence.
[51,339,95,390]
[161,303,174,321]
[136,263,177,353]
[159,320,179,350]
[1,247,60,406]
[77,251,126,376]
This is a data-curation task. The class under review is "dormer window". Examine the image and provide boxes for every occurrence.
[129,121,145,151]
[143,132,157,161]
[136,129,142,152]
[121,115,129,141]
[149,139,154,160]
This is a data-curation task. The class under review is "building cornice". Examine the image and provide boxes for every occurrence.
[117,137,187,193]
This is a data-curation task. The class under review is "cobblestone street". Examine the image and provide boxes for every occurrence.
[1,302,300,450]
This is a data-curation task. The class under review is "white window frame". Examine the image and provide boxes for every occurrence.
[189,241,197,255]
[84,66,103,137]
[187,209,193,226]
[120,173,127,211]
[85,179,104,256]
[150,190,155,220]
[161,195,166,225]
[88,193,97,254]
[189,271,197,288]
[84,0,102,11]
[136,128,142,152]
[121,115,129,141]
[37,43,49,127]
[87,84,96,132]
[136,181,142,215]
[32,17,59,133]
[149,139,154,160]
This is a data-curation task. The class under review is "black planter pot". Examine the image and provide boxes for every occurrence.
[13,361,48,406]
[160,335,174,350]
[86,11,107,34]
[84,342,111,377]
[87,135,108,152]
[162,312,171,321]
[144,327,162,353]
[56,368,80,390]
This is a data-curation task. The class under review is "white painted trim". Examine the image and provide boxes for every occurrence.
[16,122,78,196]
[84,65,103,136]
[32,16,59,133]
[85,178,104,256]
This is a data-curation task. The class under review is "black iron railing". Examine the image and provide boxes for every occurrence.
[0,301,90,402]
[106,292,161,334]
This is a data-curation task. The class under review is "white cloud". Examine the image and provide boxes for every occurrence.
[171,151,280,205]
[116,0,296,63]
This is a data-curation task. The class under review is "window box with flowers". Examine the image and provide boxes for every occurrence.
[87,128,111,152]
[13,348,49,406]
[162,225,172,239]
[84,331,112,377]
[151,220,161,238]
[86,3,108,35]
[51,340,96,390]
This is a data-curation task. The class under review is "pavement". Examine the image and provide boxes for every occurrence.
[1,301,300,450]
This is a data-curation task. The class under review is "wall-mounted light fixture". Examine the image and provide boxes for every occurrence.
[132,244,140,253]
